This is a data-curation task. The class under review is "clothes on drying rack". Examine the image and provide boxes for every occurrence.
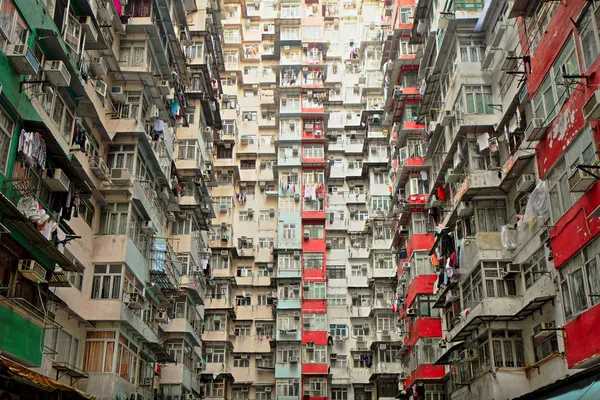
[18,130,47,169]
[72,121,87,151]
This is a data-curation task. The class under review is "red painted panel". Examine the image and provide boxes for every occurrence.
[518,0,587,96]
[408,193,428,205]
[550,183,600,268]
[302,234,326,252]
[402,121,425,131]
[302,330,328,345]
[302,363,328,374]
[408,318,443,348]
[405,364,446,388]
[406,233,435,261]
[405,157,424,167]
[302,299,327,313]
[302,211,327,219]
[564,303,600,368]
[303,268,326,279]
[405,275,437,308]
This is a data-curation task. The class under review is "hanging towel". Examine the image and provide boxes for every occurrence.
[476,132,490,151]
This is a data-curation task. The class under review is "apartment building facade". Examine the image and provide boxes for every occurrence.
[0,0,221,399]
[384,0,600,398]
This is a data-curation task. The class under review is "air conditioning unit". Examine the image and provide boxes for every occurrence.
[417,19,427,33]
[90,158,110,180]
[240,135,249,145]
[525,118,549,141]
[219,204,228,213]
[110,168,132,184]
[294,311,301,319]
[18,259,47,283]
[306,342,314,350]
[294,193,300,202]
[294,251,301,259]
[6,44,39,75]
[304,233,310,241]
[265,387,272,392]
[155,310,168,323]
[457,201,473,217]
[583,89,600,121]
[350,208,357,215]
[43,61,71,87]
[502,263,521,278]
[289,356,298,363]
[357,335,365,342]
[325,239,331,249]
[195,362,204,371]
[124,292,145,309]
[441,110,454,126]
[42,168,70,192]
[516,174,535,192]
[568,168,597,192]
[221,250,229,256]
[406,307,416,316]
[402,260,414,270]
[91,56,108,76]
[445,168,461,184]
[365,386,373,392]
[158,80,170,95]
[110,86,125,103]
[533,321,557,339]
[381,329,390,337]
[141,221,156,234]
[269,208,275,217]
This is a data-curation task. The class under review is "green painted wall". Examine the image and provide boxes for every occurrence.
[0,306,44,367]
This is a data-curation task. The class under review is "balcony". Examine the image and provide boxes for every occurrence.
[275,362,302,379]
[278,298,302,309]
[276,327,302,342]
[277,267,302,279]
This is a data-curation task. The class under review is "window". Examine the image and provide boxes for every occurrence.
[561,235,600,320]
[399,7,413,24]
[233,354,250,367]
[237,266,252,277]
[303,313,326,330]
[207,379,225,397]
[304,345,327,363]
[232,388,249,400]
[277,346,299,363]
[83,331,116,373]
[373,172,387,185]
[304,378,327,397]
[258,294,274,305]
[459,39,486,63]
[116,334,138,383]
[371,196,390,210]
[99,203,129,235]
[206,346,226,364]
[303,253,324,270]
[352,324,370,337]
[283,224,296,239]
[475,200,507,233]
[238,211,253,222]
[379,344,401,363]
[242,111,257,121]
[91,264,123,299]
[177,140,197,160]
[120,41,146,67]
[351,264,367,276]
[463,85,493,114]
[327,294,346,306]
[491,330,525,368]
[304,225,324,239]
[78,199,95,228]
[45,328,79,366]
[235,294,252,306]
[533,36,580,122]
[206,314,226,331]
[579,6,600,71]
[0,104,14,174]
[277,379,299,397]
[327,265,346,279]
[523,247,547,289]
[329,324,348,337]
[331,388,348,400]
[329,236,346,249]
[278,254,300,270]
[0,0,29,50]
[305,282,326,299]
[548,126,596,222]
[186,41,203,59]
[278,283,300,299]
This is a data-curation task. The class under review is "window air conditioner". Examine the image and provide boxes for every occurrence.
[18,259,47,283]
[456,201,473,217]
[91,56,108,76]
[406,307,416,316]
[516,174,535,192]
[6,44,39,75]
[294,311,301,319]
[525,118,549,141]
[124,292,145,309]
[158,80,170,96]
[94,80,107,98]
[533,321,557,339]
[141,221,156,234]
[502,263,521,278]
[306,342,314,350]
[365,386,373,392]
[294,251,301,259]
[289,356,298,363]
[583,89,600,121]
[110,168,132,184]
[445,168,461,184]
[42,168,70,192]
[43,60,71,87]
[441,110,454,126]
[152,308,169,323]
[568,168,597,193]
[110,86,125,103]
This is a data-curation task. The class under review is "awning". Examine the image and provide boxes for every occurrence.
[514,364,600,400]
[434,341,465,365]
[144,341,175,364]
[48,270,72,287]
[0,356,97,399]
